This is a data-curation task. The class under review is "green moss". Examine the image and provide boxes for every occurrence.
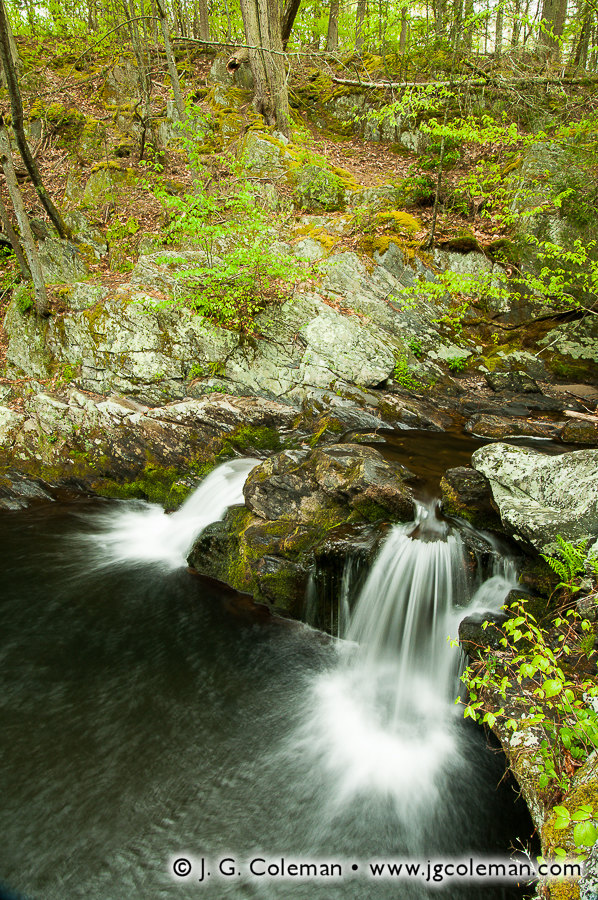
[375,209,421,236]
[219,424,282,457]
[29,101,86,148]
[293,164,346,212]
[14,283,34,314]
[350,497,388,522]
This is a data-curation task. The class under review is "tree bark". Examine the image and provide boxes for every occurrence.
[239,0,291,137]
[0,188,29,278]
[355,0,366,48]
[495,0,503,55]
[155,0,186,120]
[0,119,47,316]
[281,0,302,49]
[326,0,339,50]
[0,0,70,240]
[197,0,210,41]
[539,0,568,57]
[572,4,592,68]
[399,7,408,51]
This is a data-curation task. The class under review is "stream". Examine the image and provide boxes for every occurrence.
[0,457,536,899]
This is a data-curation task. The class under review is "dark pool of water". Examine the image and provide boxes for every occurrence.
[0,501,536,900]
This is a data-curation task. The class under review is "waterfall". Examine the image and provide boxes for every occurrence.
[76,458,259,570]
[297,501,518,820]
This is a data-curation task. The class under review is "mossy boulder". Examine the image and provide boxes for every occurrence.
[188,443,415,618]
[293,164,346,212]
[244,444,415,523]
[82,164,136,207]
[0,388,305,507]
[239,131,294,178]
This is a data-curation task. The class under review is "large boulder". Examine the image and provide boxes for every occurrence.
[440,465,502,531]
[188,444,415,617]
[244,444,415,523]
[471,443,598,553]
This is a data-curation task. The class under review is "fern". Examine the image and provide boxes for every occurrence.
[542,536,591,594]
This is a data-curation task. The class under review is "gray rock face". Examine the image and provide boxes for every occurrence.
[471,442,598,552]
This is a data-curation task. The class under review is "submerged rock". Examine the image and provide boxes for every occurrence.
[471,442,598,553]
[464,413,561,441]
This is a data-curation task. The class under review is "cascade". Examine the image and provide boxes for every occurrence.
[300,501,518,817]
[76,457,259,570]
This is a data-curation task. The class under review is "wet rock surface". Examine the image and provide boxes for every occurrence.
[188,444,414,616]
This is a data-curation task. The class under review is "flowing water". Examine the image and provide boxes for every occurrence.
[0,463,535,900]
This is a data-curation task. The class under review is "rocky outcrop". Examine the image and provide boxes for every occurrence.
[471,443,598,553]
[188,443,415,616]
[0,389,306,506]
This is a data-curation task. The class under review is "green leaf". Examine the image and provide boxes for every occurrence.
[543,679,563,698]
[573,821,598,848]
[553,806,571,830]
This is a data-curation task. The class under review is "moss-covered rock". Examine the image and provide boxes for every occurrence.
[188,443,414,618]
[293,164,346,212]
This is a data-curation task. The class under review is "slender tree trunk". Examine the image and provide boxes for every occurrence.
[495,0,503,54]
[155,0,185,120]
[326,0,339,50]
[572,4,592,68]
[0,188,30,278]
[463,0,474,49]
[511,0,521,46]
[0,119,48,316]
[222,0,233,41]
[240,0,291,137]
[197,0,210,40]
[0,0,70,239]
[399,7,408,51]
[122,0,153,157]
[433,0,445,36]
[281,0,301,49]
[355,0,366,48]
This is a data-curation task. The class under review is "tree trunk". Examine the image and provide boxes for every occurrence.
[0,188,30,278]
[463,0,474,49]
[399,7,408,51]
[511,0,521,46]
[155,0,186,120]
[355,0,366,48]
[495,1,503,55]
[572,5,592,68]
[122,0,153,157]
[0,0,70,240]
[197,0,210,41]
[222,0,233,41]
[0,118,48,316]
[326,0,339,50]
[240,0,291,137]
[539,0,568,57]
[281,0,302,49]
